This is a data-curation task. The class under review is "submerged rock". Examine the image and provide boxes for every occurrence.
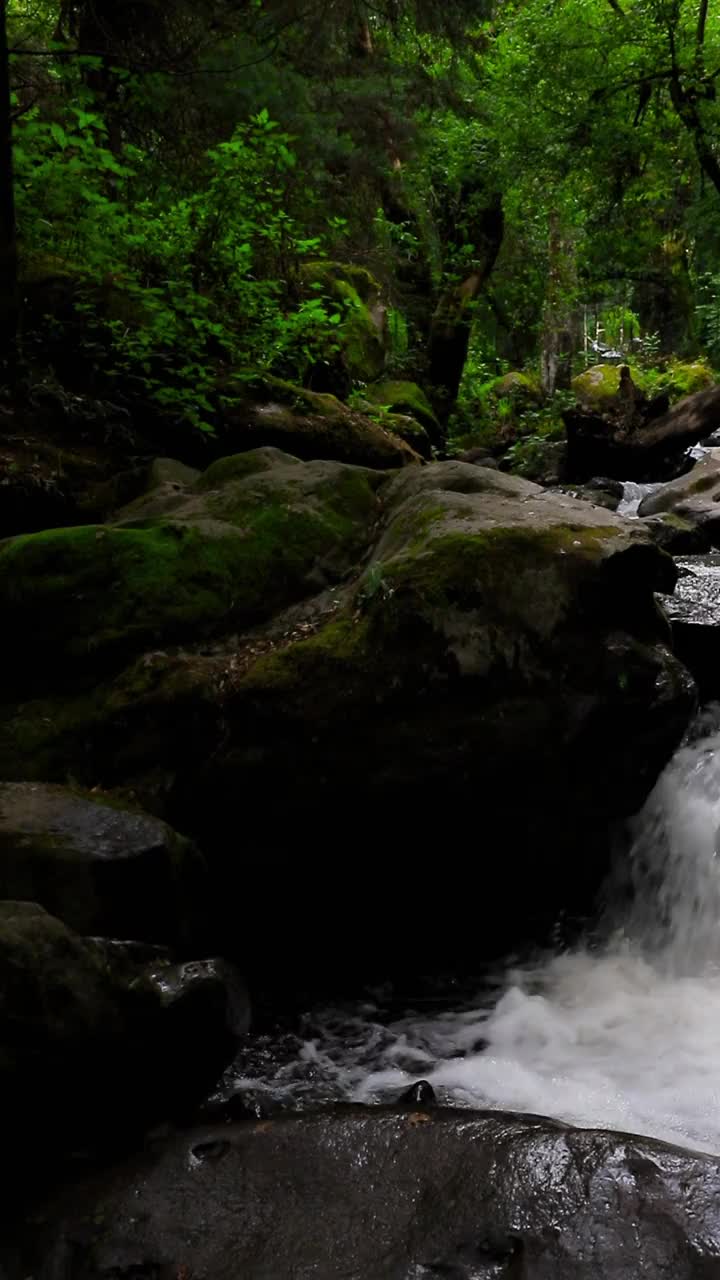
[0,782,208,947]
[7,1109,720,1279]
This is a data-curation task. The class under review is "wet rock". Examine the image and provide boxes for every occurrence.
[638,452,720,548]
[0,903,247,1177]
[642,513,712,555]
[659,552,720,698]
[399,1079,436,1107]
[0,783,208,948]
[7,1109,720,1279]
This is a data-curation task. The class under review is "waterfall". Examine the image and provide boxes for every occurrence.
[617,480,660,517]
[230,712,720,1153]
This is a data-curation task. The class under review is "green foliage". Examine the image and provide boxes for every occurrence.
[14,102,350,427]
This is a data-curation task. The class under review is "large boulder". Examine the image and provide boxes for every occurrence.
[0,783,208,947]
[6,1109,720,1279]
[638,451,720,547]
[0,460,694,974]
[216,377,419,468]
[0,902,247,1175]
[0,452,387,694]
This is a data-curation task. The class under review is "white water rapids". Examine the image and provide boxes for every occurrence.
[233,711,720,1155]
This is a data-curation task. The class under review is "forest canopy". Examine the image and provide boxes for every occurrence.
[3,0,720,451]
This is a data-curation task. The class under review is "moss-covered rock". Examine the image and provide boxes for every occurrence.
[383,413,432,458]
[207,464,689,863]
[488,370,543,404]
[196,447,302,488]
[0,458,386,694]
[0,457,695,975]
[364,380,441,442]
[572,363,629,406]
[299,260,387,387]
[657,359,716,400]
[218,376,420,469]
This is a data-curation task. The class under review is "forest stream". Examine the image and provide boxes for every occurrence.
[225,707,720,1157]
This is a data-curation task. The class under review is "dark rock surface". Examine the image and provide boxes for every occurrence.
[6,1109,720,1279]
[0,783,208,947]
[564,379,720,482]
[0,902,247,1177]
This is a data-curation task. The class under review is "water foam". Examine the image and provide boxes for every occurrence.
[233,712,720,1153]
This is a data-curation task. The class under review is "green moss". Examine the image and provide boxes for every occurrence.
[658,359,716,399]
[365,524,620,615]
[489,371,542,402]
[0,692,104,781]
[689,472,718,495]
[659,512,696,530]
[364,381,440,437]
[0,472,380,684]
[384,413,432,458]
[240,375,347,418]
[196,449,301,490]
[298,261,386,383]
[572,364,631,405]
[299,260,381,305]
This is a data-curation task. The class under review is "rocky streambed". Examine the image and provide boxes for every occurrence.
[5,426,720,1276]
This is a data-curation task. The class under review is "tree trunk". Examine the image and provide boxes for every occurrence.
[540,212,577,396]
[427,193,504,425]
[0,0,18,380]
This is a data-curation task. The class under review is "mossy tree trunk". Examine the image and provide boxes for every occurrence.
[427,192,504,427]
[0,0,18,381]
[540,211,578,396]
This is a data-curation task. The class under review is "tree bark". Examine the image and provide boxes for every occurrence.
[0,0,18,380]
[540,211,577,396]
[427,192,504,425]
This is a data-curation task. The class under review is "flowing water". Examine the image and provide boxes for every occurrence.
[229,711,720,1155]
[617,480,660,517]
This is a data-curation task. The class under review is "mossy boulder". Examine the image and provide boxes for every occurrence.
[383,412,432,459]
[488,370,542,404]
[0,782,208,946]
[572,363,630,406]
[299,260,387,389]
[156,462,692,974]
[364,380,441,443]
[217,376,419,469]
[0,455,386,694]
[0,456,695,975]
[657,359,716,400]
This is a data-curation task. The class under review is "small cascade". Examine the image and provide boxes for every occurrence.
[617,479,660,517]
[229,711,720,1154]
